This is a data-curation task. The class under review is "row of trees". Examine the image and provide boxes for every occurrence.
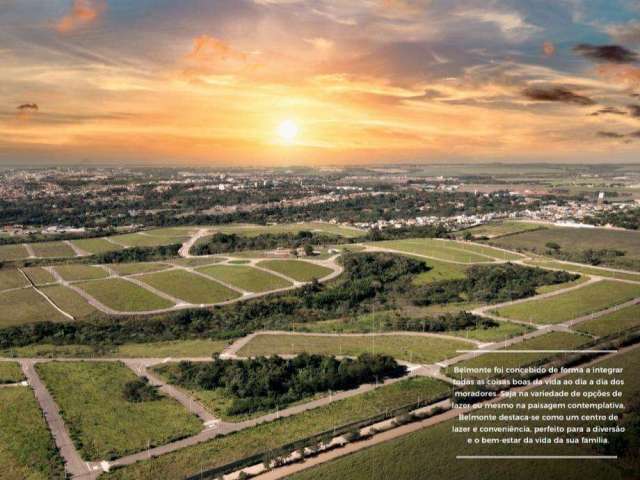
[157,353,406,415]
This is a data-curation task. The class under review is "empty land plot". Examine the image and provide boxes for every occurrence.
[535,274,588,294]
[103,377,450,480]
[447,241,523,261]
[143,227,198,237]
[136,269,241,304]
[0,269,29,290]
[77,278,175,312]
[575,303,640,337]
[52,264,110,282]
[111,233,185,248]
[213,222,365,238]
[0,387,66,480]
[411,258,468,285]
[492,280,640,324]
[368,239,494,263]
[113,339,229,358]
[0,244,29,261]
[256,260,334,282]
[288,351,639,480]
[29,241,76,258]
[237,333,472,364]
[106,262,170,276]
[461,221,543,238]
[0,362,24,384]
[21,266,56,286]
[40,285,98,319]
[198,265,292,292]
[168,257,225,267]
[490,226,640,270]
[0,288,68,327]
[524,258,640,282]
[448,332,592,379]
[71,238,123,255]
[36,361,201,461]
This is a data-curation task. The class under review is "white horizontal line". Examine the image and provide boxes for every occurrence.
[456,455,617,459]
[456,350,617,353]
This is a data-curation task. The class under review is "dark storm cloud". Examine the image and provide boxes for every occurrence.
[522,86,594,105]
[573,44,638,63]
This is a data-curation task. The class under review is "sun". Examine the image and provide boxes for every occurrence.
[277,120,299,142]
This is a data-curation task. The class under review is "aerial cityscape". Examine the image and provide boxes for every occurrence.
[1,2,640,480]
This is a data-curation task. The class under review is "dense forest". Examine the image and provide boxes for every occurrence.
[155,353,406,415]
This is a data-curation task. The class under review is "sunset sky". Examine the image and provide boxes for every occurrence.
[2,0,640,166]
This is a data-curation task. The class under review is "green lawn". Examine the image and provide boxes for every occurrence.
[106,262,170,276]
[461,221,543,238]
[77,278,175,312]
[0,244,30,262]
[445,241,524,261]
[288,349,640,480]
[71,238,123,255]
[0,362,24,383]
[103,377,449,480]
[40,285,98,319]
[136,269,241,304]
[36,362,202,461]
[524,258,640,281]
[447,331,592,379]
[0,288,68,327]
[52,264,109,282]
[197,265,292,292]
[0,269,29,290]
[0,387,65,479]
[29,241,76,258]
[411,258,468,285]
[256,260,334,282]
[367,239,496,263]
[21,267,56,286]
[575,302,640,337]
[237,333,472,364]
[492,280,640,324]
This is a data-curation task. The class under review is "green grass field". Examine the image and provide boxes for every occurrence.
[524,258,640,281]
[237,333,472,364]
[535,274,588,294]
[288,348,640,480]
[77,278,174,312]
[143,227,199,237]
[492,280,640,324]
[103,377,449,480]
[197,265,292,292]
[29,241,76,258]
[110,233,185,248]
[106,262,170,276]
[0,288,68,327]
[0,269,29,290]
[367,239,497,263]
[411,258,468,285]
[71,238,123,255]
[21,267,56,286]
[575,302,640,337]
[256,260,334,282]
[0,244,29,261]
[137,269,241,304]
[168,257,224,267]
[0,362,24,383]
[52,264,110,281]
[491,226,640,270]
[461,221,543,238]
[211,222,366,239]
[40,285,98,319]
[0,339,229,359]
[36,361,202,461]
[445,241,523,261]
[447,331,592,379]
[0,387,65,479]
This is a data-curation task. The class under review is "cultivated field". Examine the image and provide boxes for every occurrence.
[575,303,640,337]
[256,260,334,282]
[237,333,472,364]
[0,387,65,479]
[36,361,202,461]
[137,269,241,304]
[196,265,292,292]
[492,280,640,324]
[448,331,592,379]
[103,377,449,480]
[0,362,24,383]
[0,268,29,290]
[0,288,68,327]
[367,239,500,263]
[76,278,175,312]
[52,264,109,281]
[40,285,98,319]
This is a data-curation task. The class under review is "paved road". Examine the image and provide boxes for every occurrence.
[178,228,212,258]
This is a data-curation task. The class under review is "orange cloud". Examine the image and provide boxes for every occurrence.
[596,64,640,88]
[543,41,555,57]
[186,35,248,64]
[56,0,104,34]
